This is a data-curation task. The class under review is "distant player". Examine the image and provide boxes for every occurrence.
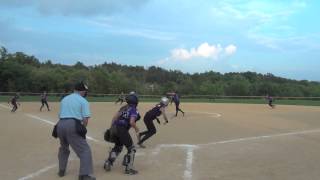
[115,92,125,105]
[266,94,275,108]
[40,91,50,111]
[169,91,185,116]
[60,90,69,101]
[8,93,20,112]
[137,97,170,148]
[166,93,174,105]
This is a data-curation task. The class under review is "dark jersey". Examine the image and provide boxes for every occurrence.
[41,94,47,101]
[11,96,18,104]
[173,93,180,103]
[145,103,164,120]
[113,105,139,129]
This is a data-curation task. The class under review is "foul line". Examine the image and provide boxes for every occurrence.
[25,114,55,125]
[199,128,320,147]
[24,114,103,144]
[187,111,221,118]
[0,103,11,110]
[18,164,57,180]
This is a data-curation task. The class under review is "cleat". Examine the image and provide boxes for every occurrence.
[137,143,146,149]
[103,160,112,171]
[125,169,138,175]
[78,175,96,180]
[58,169,65,177]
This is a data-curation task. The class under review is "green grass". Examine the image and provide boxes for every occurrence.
[1,95,320,106]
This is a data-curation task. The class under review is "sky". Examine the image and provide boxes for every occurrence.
[0,0,319,81]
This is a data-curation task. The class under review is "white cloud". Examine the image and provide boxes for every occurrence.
[225,44,237,55]
[170,42,236,61]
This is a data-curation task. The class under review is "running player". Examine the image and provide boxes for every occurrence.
[103,94,140,175]
[40,91,50,111]
[115,92,125,105]
[266,94,275,108]
[166,93,174,105]
[8,93,20,112]
[172,91,184,116]
[137,97,169,148]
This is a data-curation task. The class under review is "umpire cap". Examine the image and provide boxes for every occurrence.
[74,82,88,91]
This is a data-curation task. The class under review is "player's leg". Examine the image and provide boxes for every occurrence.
[12,103,18,112]
[40,100,44,111]
[118,128,138,175]
[138,118,156,147]
[45,101,50,111]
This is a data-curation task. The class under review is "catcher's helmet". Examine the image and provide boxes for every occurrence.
[126,94,138,106]
[160,97,169,106]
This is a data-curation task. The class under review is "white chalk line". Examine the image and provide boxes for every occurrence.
[17,158,76,180]
[18,164,57,180]
[24,113,103,144]
[187,110,221,118]
[25,114,55,125]
[0,103,11,109]
[184,147,195,180]
[199,128,320,147]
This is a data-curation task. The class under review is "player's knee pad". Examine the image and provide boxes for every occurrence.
[109,145,123,162]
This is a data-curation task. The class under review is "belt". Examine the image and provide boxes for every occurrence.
[60,118,81,121]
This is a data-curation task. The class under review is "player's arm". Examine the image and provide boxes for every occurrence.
[130,116,140,140]
[81,101,91,127]
[160,107,169,124]
[82,117,90,127]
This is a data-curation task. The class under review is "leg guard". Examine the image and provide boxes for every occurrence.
[108,145,123,164]
[122,146,136,169]
[104,145,123,171]
[123,146,138,175]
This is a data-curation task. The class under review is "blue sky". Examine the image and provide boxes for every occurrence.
[0,0,319,81]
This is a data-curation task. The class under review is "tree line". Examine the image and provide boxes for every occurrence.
[1,47,320,97]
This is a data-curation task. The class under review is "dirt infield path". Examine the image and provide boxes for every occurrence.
[0,102,320,180]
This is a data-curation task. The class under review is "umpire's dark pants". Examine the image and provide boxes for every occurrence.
[57,119,93,175]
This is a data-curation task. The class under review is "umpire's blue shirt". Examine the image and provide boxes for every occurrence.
[59,93,91,121]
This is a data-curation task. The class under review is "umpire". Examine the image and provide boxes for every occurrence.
[56,82,95,180]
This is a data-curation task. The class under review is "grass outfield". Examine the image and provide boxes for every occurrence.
[1,95,320,106]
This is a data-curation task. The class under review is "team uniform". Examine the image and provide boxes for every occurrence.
[9,95,19,112]
[173,93,185,116]
[104,95,140,175]
[56,82,95,180]
[266,95,275,108]
[40,92,50,111]
[115,93,125,105]
[137,99,169,148]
